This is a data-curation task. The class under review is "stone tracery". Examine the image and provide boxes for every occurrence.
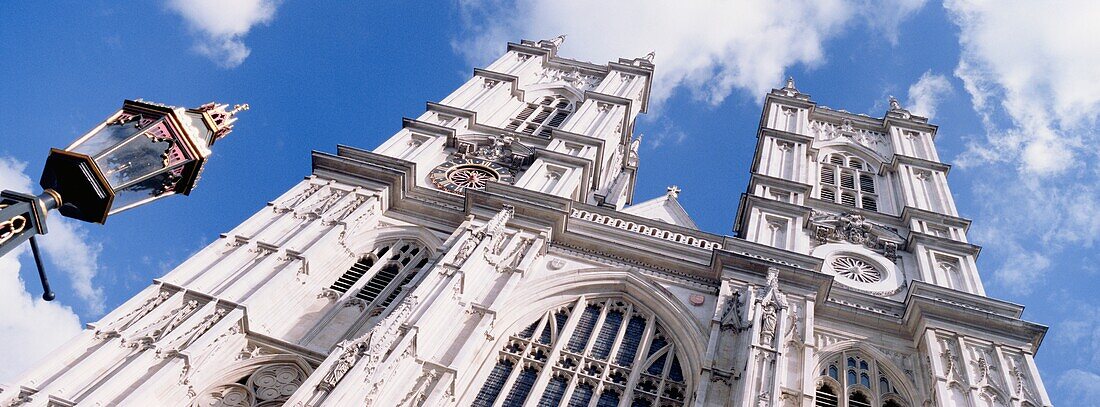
[472,296,691,407]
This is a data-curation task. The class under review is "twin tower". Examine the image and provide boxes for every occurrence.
[1,37,1051,407]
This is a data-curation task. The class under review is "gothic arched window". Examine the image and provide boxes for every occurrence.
[472,297,691,406]
[328,241,429,312]
[506,95,574,138]
[814,351,910,407]
[819,153,879,212]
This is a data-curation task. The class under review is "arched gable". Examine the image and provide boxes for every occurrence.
[815,340,919,404]
[818,145,885,170]
[341,225,443,259]
[489,268,706,383]
[523,83,584,104]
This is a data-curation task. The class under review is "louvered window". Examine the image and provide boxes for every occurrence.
[849,392,872,407]
[506,95,573,138]
[328,241,429,313]
[840,172,856,189]
[841,192,857,207]
[473,297,690,406]
[859,174,875,193]
[821,166,836,185]
[815,384,839,407]
[861,196,878,212]
[819,153,880,212]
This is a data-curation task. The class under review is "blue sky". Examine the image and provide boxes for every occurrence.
[1,1,1097,403]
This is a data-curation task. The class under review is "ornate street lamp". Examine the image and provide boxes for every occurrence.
[0,99,245,300]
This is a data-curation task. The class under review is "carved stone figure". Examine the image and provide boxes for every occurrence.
[760,303,778,345]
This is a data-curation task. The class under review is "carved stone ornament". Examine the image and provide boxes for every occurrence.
[316,296,418,394]
[535,67,598,90]
[720,289,748,332]
[453,205,516,267]
[546,258,565,270]
[810,211,903,261]
[755,268,788,347]
[809,119,888,153]
[98,290,172,338]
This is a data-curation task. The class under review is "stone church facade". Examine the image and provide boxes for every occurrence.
[1,37,1052,407]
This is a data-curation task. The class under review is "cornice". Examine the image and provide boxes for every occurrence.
[890,154,952,174]
[747,173,814,195]
[472,68,524,98]
[900,206,972,231]
[902,281,1046,351]
[906,232,983,257]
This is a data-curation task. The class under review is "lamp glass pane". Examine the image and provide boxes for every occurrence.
[108,168,183,214]
[94,131,175,188]
[69,120,143,158]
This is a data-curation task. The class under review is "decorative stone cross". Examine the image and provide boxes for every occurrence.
[666,185,681,198]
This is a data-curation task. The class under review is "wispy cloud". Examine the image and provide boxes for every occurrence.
[166,0,280,68]
[646,118,687,150]
[1059,369,1100,404]
[906,70,952,119]
[947,0,1100,175]
[944,0,1100,296]
[454,0,927,110]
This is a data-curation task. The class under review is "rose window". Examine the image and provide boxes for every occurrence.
[831,256,882,284]
[447,165,498,190]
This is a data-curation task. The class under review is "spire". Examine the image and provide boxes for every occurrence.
[888,95,902,110]
[546,34,566,47]
[198,102,249,140]
[778,76,801,97]
[644,51,655,62]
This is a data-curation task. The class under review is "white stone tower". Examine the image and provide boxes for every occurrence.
[0,38,1051,407]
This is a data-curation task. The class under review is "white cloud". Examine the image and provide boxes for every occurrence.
[166,0,280,68]
[0,248,84,382]
[906,70,952,119]
[0,158,105,313]
[947,0,1100,175]
[455,0,927,109]
[943,1,1100,296]
[1059,369,1100,406]
[0,158,86,381]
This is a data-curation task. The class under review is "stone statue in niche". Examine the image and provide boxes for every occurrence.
[760,303,778,344]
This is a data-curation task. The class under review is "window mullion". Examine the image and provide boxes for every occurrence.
[524,298,586,407]
[583,303,611,355]
[620,313,657,406]
[655,345,676,404]
[490,355,527,407]
[493,312,547,407]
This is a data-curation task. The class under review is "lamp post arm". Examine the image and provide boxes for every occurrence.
[0,190,60,301]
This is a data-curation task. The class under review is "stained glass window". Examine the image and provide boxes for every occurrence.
[473,297,690,406]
